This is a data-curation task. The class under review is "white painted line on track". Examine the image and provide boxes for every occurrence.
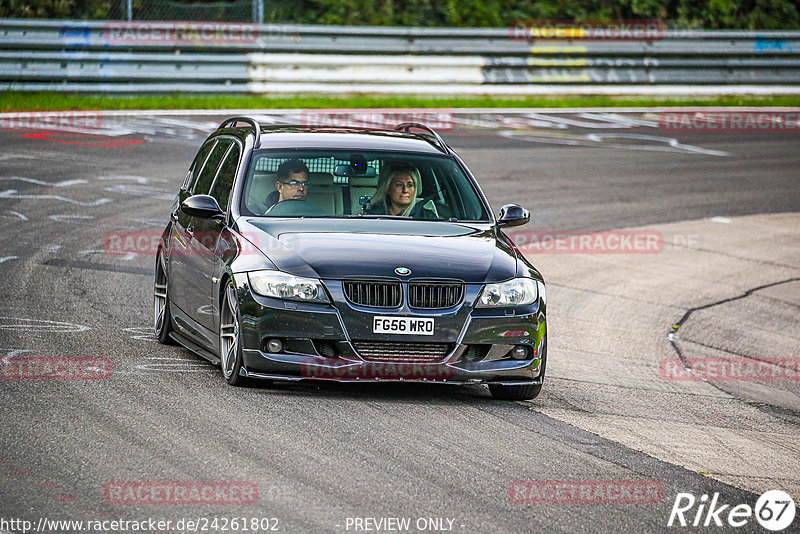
[0,189,112,206]
[102,183,174,200]
[586,133,729,156]
[0,153,39,161]
[96,175,169,183]
[0,176,88,187]
[2,211,28,221]
[48,214,96,222]
[0,317,91,333]
[499,130,729,156]
[123,326,156,341]
[0,349,36,358]
[133,357,216,373]
[129,217,166,227]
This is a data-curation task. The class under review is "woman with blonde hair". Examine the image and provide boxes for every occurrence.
[368,163,435,218]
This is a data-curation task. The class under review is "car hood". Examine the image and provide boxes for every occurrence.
[237,218,518,283]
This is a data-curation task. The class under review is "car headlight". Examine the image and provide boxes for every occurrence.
[248,270,329,303]
[478,278,539,307]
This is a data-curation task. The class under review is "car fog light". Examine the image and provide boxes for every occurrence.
[266,338,283,353]
[511,346,529,360]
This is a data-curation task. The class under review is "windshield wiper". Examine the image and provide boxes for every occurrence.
[355,213,412,219]
[302,214,413,220]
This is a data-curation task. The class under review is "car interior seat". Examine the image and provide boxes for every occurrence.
[305,172,339,214]
[349,175,379,214]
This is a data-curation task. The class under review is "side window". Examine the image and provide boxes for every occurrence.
[193,139,232,195]
[210,143,241,210]
[184,140,216,191]
[441,160,485,220]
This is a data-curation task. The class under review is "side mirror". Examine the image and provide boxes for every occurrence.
[496,204,530,228]
[181,194,225,220]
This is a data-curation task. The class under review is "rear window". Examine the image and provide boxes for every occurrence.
[241,150,490,222]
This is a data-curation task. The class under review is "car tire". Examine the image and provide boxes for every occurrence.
[219,279,247,386]
[154,254,176,345]
[488,330,547,401]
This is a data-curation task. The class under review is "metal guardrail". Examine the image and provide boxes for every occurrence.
[1,19,799,93]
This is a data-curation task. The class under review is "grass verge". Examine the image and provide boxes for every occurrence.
[2,92,800,112]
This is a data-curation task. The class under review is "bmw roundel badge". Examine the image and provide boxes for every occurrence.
[394,267,411,276]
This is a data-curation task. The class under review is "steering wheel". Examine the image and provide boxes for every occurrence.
[410,195,443,219]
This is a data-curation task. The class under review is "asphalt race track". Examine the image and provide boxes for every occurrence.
[0,110,799,534]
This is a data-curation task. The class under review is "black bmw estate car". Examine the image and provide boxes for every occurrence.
[155,118,547,400]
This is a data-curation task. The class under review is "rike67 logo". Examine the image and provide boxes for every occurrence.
[668,490,795,531]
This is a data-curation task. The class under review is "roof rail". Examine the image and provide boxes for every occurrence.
[393,122,451,154]
[218,116,261,148]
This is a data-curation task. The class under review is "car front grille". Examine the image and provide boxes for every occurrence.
[352,341,452,362]
[408,282,463,309]
[343,280,463,309]
[344,280,402,308]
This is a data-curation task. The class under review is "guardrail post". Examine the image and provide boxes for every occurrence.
[253,0,264,23]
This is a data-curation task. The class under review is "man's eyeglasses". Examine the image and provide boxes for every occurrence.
[280,180,310,188]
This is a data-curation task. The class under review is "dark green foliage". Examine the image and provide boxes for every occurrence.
[0,0,109,18]
[1,0,798,29]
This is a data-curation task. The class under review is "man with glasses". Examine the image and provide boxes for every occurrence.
[265,158,311,209]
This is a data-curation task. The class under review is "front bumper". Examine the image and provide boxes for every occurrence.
[235,277,546,386]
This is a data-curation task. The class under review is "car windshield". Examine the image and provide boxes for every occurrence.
[240,150,490,221]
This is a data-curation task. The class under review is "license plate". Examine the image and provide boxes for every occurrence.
[373,316,434,335]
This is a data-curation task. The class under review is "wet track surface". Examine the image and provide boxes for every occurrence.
[1,110,799,533]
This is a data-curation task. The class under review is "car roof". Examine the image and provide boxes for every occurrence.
[258,131,447,154]
[213,120,452,155]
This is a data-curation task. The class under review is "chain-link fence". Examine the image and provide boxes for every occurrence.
[1,0,798,28]
[111,0,249,21]
[105,0,297,22]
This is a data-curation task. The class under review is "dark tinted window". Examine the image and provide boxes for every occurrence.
[193,139,232,195]
[185,140,215,191]
[210,143,241,210]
